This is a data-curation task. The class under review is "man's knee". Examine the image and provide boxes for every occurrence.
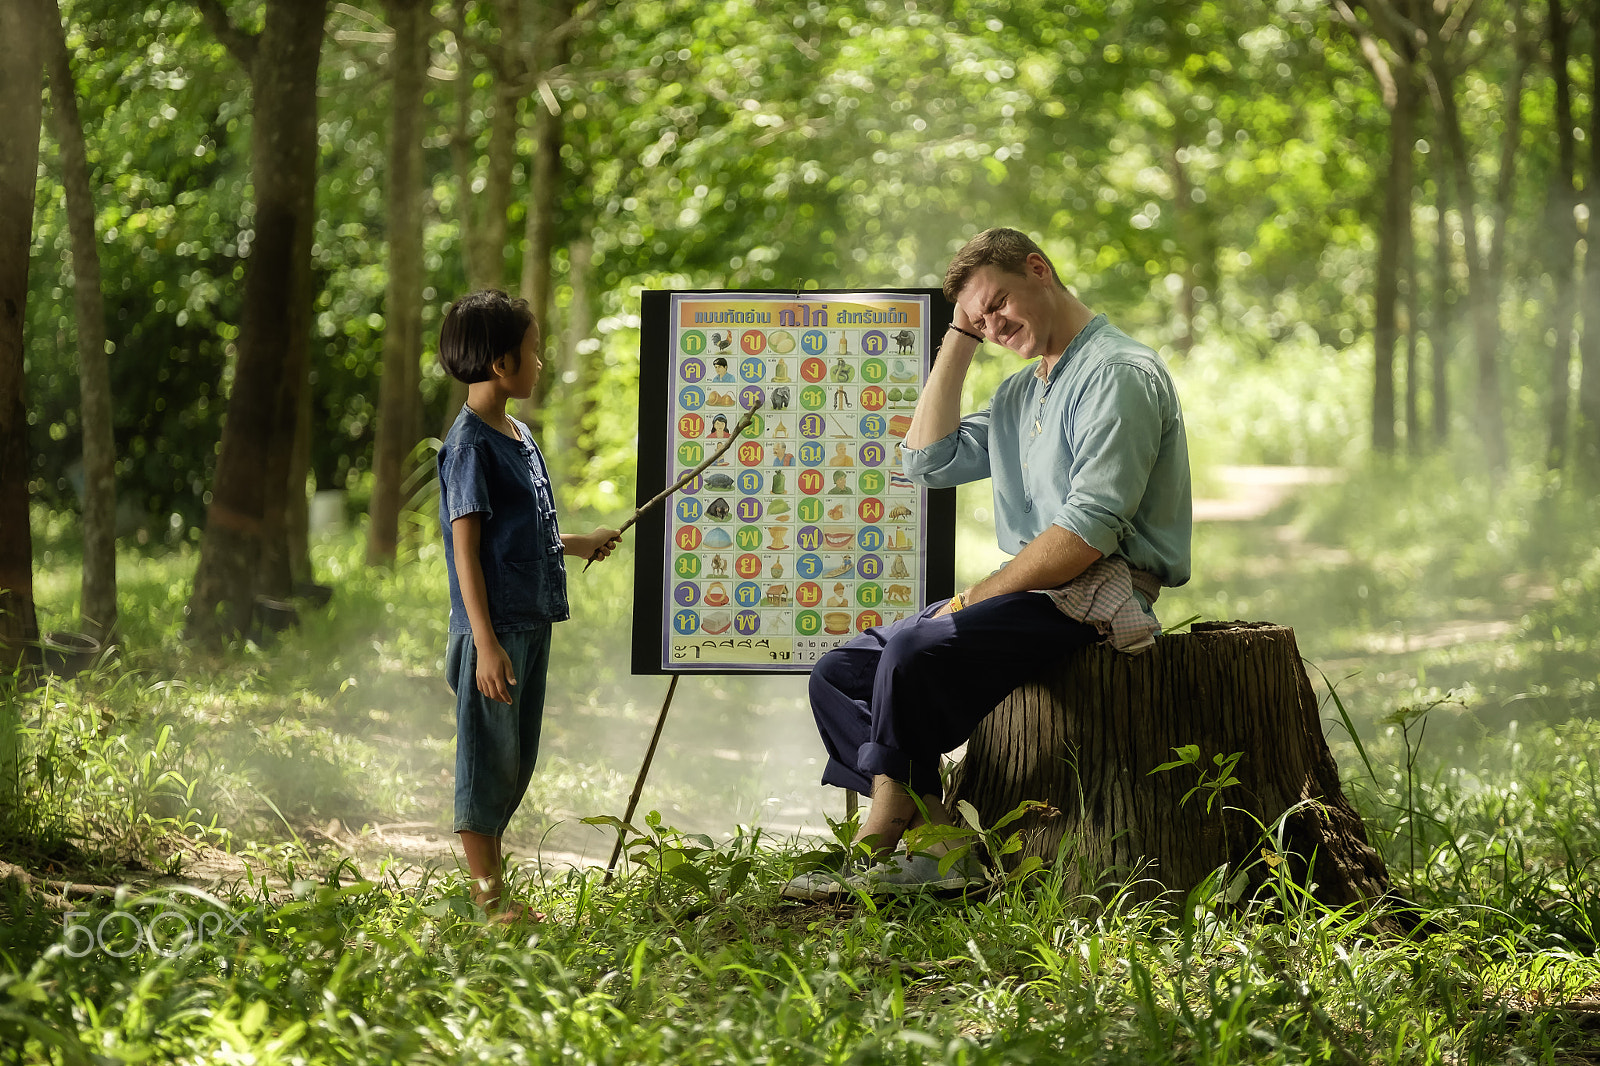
[879,617,951,677]
[809,647,852,703]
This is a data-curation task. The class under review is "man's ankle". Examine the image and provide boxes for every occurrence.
[850,831,899,860]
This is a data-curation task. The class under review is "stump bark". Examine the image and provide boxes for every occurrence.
[946,621,1392,912]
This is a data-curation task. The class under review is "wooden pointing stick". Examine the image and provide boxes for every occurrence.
[584,400,765,571]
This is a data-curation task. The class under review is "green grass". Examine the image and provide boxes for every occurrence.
[14,508,830,852]
[4,456,1600,1063]
[4,807,1600,1063]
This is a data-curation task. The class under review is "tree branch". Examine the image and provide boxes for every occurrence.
[1438,0,1480,43]
[511,0,598,77]
[1333,0,1399,108]
[1352,0,1426,52]
[333,1,387,32]
[548,0,602,48]
[193,0,259,70]
[1488,4,1535,284]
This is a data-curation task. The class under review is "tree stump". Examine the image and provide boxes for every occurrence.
[946,621,1392,912]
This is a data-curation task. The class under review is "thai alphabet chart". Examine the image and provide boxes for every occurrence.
[652,291,936,672]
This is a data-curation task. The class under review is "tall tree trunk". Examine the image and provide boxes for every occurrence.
[369,0,429,566]
[1403,226,1419,454]
[0,0,46,679]
[485,0,519,285]
[448,0,518,294]
[257,8,322,604]
[1168,140,1198,358]
[563,236,596,482]
[188,0,328,642]
[1431,185,1453,446]
[442,21,475,434]
[524,0,579,434]
[1485,18,1531,473]
[45,1,117,640]
[1372,70,1416,456]
[442,0,519,433]
[1402,56,1421,451]
[286,375,313,586]
[1547,0,1578,471]
[1578,0,1600,486]
[1429,43,1521,474]
[449,7,490,291]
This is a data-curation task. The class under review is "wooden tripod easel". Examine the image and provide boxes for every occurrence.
[600,672,859,884]
[603,674,680,883]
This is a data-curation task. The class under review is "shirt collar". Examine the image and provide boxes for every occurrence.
[1034,313,1109,382]
[461,403,530,447]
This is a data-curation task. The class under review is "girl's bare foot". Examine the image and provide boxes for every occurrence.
[488,900,545,924]
[470,880,544,923]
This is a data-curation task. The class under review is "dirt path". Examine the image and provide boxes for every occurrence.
[1191,465,1345,522]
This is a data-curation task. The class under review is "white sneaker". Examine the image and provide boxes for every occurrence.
[847,852,988,895]
[779,852,857,902]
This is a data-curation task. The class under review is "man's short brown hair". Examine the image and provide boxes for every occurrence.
[942,227,1065,304]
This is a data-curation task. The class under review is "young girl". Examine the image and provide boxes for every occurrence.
[435,290,621,922]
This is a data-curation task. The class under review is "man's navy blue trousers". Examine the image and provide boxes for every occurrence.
[808,592,1099,798]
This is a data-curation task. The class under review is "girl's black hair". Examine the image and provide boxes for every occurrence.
[439,290,534,383]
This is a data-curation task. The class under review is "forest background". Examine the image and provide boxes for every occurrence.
[3,0,1600,852]
[5,0,1600,1060]
[4,0,1600,649]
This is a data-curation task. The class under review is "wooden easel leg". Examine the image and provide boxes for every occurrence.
[603,674,680,885]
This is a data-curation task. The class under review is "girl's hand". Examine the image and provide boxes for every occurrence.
[563,527,625,563]
[475,639,517,703]
[586,527,623,562]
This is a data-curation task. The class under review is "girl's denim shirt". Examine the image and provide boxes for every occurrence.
[437,406,569,633]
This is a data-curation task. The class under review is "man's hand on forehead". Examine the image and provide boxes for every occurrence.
[952,293,987,337]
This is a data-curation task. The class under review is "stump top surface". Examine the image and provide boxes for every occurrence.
[1189,620,1288,635]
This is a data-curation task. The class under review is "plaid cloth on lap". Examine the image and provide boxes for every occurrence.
[1039,556,1163,653]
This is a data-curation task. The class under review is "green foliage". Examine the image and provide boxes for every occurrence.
[1149,744,1245,815]
[30,0,1575,537]
[1172,327,1369,466]
[7,780,1600,1063]
[25,0,461,531]
[28,0,245,524]
[585,809,759,909]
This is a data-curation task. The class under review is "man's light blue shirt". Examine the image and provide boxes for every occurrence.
[902,314,1192,587]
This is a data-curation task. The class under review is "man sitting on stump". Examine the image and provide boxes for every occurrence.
[785,227,1193,898]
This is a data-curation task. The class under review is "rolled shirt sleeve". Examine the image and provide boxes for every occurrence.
[901,407,993,488]
[921,315,1191,587]
[1049,362,1165,557]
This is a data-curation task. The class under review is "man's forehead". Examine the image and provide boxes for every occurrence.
[965,263,1033,294]
[959,267,1004,301]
